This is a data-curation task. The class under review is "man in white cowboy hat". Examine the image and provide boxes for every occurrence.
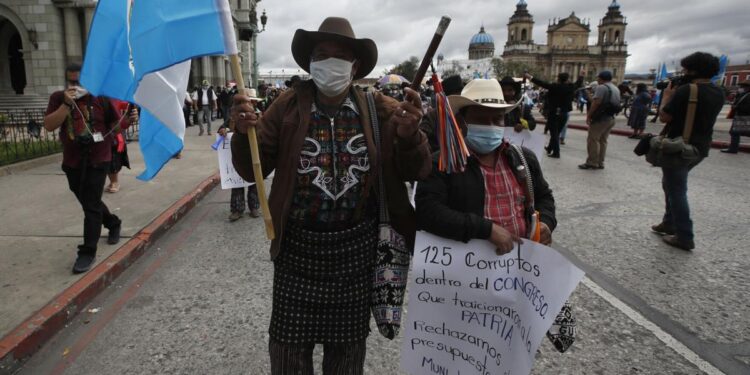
[416,79,557,255]
[230,17,431,374]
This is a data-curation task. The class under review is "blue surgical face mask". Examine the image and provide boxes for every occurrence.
[466,124,505,155]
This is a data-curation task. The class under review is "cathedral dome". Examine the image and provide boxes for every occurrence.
[470,26,494,46]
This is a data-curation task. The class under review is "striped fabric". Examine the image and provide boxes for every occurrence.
[269,338,367,375]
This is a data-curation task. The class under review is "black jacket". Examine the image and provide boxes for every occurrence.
[416,145,556,243]
[734,92,750,116]
[532,76,583,113]
[505,104,537,131]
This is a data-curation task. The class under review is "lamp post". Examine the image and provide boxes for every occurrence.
[251,9,268,88]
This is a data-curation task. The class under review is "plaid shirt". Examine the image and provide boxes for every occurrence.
[478,148,527,238]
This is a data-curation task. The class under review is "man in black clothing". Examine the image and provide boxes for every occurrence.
[525,71,584,158]
[500,76,536,132]
[652,52,724,251]
[43,64,138,273]
[722,80,750,154]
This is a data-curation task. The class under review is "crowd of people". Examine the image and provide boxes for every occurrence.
[41,12,739,373]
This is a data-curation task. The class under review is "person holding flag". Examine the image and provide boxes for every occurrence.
[43,63,138,273]
[231,17,431,374]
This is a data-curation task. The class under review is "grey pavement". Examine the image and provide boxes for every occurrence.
[566,104,745,147]
[15,126,750,374]
[0,122,223,339]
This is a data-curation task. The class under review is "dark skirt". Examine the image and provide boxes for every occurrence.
[628,105,649,130]
[270,218,377,344]
[109,143,130,174]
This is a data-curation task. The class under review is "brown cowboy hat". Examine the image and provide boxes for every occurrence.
[291,17,378,80]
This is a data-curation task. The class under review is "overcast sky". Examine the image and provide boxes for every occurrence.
[254,0,750,77]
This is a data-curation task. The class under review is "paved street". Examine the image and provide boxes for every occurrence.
[15,126,749,375]
[0,122,222,340]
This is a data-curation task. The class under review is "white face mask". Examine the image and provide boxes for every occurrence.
[310,58,354,97]
[73,86,89,99]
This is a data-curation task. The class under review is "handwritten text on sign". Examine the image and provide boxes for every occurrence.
[400,232,584,375]
[217,132,254,190]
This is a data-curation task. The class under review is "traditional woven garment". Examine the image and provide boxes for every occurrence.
[270,219,377,344]
[270,96,379,344]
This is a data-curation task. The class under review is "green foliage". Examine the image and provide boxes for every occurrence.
[389,56,420,82]
[0,139,63,166]
[492,59,542,80]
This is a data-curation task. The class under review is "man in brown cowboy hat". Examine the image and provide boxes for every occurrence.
[416,79,556,253]
[231,17,431,374]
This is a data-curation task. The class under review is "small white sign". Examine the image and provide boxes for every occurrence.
[400,232,584,375]
[217,132,254,190]
[506,130,546,163]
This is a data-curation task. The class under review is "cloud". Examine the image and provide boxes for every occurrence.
[255,0,750,76]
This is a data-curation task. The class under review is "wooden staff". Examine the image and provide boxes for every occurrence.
[410,16,452,91]
[229,55,275,240]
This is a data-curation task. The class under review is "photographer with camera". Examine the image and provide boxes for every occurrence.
[651,52,724,251]
[580,71,621,170]
[43,63,138,273]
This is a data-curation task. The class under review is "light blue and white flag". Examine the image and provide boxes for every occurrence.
[81,0,238,180]
[712,55,728,86]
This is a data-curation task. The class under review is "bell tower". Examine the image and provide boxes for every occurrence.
[598,0,627,46]
[506,0,534,46]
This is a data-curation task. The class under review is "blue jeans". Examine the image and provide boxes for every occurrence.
[661,159,702,241]
[559,111,570,140]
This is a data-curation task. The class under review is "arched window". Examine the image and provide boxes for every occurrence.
[602,31,607,44]
[614,30,620,43]
[510,28,516,42]
[521,28,527,41]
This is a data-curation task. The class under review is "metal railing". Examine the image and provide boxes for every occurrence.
[0,108,140,166]
[0,109,62,166]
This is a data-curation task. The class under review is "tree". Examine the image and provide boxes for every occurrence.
[389,56,420,81]
[492,59,542,80]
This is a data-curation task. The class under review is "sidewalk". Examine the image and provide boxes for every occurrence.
[0,121,226,369]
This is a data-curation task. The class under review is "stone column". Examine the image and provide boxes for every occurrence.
[63,7,83,63]
[84,7,95,43]
[201,56,212,84]
[217,56,227,86]
[190,58,202,88]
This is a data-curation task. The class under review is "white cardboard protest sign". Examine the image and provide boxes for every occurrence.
[506,130,546,163]
[216,132,254,190]
[400,232,584,375]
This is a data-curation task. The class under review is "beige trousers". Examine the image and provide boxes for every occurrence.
[586,116,617,167]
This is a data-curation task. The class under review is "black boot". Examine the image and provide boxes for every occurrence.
[73,254,96,274]
[107,221,122,245]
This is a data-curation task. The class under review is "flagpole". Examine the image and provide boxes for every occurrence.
[229,54,275,240]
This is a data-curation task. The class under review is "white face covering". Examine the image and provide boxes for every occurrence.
[73,86,89,99]
[310,58,354,97]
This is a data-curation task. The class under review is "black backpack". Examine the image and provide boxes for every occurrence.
[600,84,622,117]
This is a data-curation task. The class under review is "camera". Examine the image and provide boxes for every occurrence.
[75,133,94,146]
[656,75,692,91]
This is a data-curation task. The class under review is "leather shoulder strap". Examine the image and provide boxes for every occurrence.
[683,84,698,140]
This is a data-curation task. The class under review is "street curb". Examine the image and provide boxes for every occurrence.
[0,153,62,177]
[0,172,220,373]
[536,119,750,153]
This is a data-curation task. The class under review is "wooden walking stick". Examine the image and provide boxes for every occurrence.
[229,55,275,240]
[410,16,452,91]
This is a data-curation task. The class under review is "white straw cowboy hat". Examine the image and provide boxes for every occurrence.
[291,17,378,80]
[448,79,520,113]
